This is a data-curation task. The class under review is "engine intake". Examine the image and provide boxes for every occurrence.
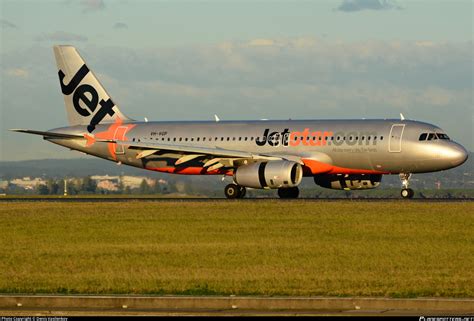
[235,160,303,189]
[314,174,382,190]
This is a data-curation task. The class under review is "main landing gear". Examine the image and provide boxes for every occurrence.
[399,173,414,199]
[224,184,246,199]
[277,187,299,199]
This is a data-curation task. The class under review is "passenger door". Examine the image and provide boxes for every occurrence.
[388,124,405,153]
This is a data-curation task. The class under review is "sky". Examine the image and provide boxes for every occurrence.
[0,0,473,161]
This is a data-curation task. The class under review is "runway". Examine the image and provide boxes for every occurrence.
[0,197,472,202]
[1,295,473,316]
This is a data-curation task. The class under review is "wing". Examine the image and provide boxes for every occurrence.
[11,129,307,172]
[122,140,303,171]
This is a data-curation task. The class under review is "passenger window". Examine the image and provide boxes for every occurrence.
[185,138,188,141]
[167,138,170,141]
[221,137,224,141]
[245,137,248,141]
[419,133,427,141]
[380,136,383,140]
[197,137,200,141]
[179,138,182,142]
[173,138,176,141]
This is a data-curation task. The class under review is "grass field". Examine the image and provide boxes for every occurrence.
[0,200,473,297]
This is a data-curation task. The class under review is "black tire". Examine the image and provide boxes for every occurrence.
[401,188,414,199]
[225,184,240,199]
[239,186,246,198]
[278,187,299,199]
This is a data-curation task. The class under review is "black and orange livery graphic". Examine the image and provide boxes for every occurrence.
[59,64,116,133]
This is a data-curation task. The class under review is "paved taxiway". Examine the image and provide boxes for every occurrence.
[1,295,473,316]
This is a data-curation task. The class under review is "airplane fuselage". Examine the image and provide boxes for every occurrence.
[49,119,467,176]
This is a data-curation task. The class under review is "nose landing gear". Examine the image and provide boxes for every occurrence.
[399,173,414,199]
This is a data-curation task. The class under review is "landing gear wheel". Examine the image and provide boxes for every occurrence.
[278,187,299,199]
[239,186,246,198]
[401,188,414,199]
[225,184,240,199]
[399,173,414,199]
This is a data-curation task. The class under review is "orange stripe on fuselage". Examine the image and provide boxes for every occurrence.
[302,158,388,175]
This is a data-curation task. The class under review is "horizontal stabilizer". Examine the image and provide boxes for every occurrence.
[9,129,84,139]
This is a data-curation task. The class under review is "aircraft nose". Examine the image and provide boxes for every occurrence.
[441,143,468,167]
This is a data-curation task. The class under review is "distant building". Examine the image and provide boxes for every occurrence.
[121,176,155,188]
[90,175,159,191]
[0,180,8,189]
[97,180,119,191]
[0,180,8,194]
[10,177,46,190]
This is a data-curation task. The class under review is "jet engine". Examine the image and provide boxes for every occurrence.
[314,174,382,190]
[234,160,303,189]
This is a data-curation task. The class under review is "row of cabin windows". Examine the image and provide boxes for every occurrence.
[418,133,450,141]
[132,135,384,143]
[133,136,257,142]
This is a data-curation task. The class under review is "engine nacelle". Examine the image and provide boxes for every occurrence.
[235,160,303,189]
[314,174,382,190]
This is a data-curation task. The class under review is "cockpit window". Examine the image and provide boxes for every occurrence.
[419,132,449,141]
[427,133,437,141]
[436,133,450,140]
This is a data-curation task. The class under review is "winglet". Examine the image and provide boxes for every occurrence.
[214,114,220,122]
[400,113,405,121]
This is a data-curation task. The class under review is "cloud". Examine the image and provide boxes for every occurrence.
[247,39,275,47]
[5,68,29,78]
[34,31,88,42]
[80,0,105,12]
[337,0,402,12]
[113,22,128,29]
[0,19,17,29]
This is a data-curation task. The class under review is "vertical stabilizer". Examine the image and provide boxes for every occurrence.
[53,45,132,132]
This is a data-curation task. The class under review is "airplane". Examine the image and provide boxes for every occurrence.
[12,46,468,199]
